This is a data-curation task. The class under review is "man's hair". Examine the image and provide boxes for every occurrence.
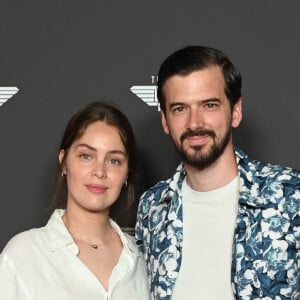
[157,45,242,113]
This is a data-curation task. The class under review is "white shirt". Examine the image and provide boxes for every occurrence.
[172,176,239,300]
[0,209,150,300]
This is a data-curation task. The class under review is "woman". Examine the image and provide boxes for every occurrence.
[0,102,150,299]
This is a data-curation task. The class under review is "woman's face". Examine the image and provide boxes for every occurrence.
[59,121,128,214]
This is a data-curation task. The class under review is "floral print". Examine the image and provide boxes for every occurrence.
[136,147,300,300]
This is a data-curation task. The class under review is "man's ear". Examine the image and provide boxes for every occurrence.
[161,111,170,135]
[232,98,243,128]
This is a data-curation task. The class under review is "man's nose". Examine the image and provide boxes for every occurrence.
[187,108,204,131]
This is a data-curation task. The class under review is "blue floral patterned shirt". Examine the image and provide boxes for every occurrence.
[136,147,300,300]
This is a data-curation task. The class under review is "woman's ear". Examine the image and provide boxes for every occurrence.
[59,150,66,174]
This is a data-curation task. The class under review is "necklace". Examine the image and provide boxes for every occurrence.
[70,229,113,250]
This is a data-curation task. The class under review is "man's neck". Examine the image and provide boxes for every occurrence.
[184,146,238,192]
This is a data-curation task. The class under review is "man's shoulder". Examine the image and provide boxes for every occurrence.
[140,179,172,201]
[250,159,300,183]
[140,162,185,202]
[236,147,300,181]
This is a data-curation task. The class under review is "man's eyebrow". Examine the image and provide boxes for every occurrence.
[169,101,187,109]
[169,97,221,108]
[202,97,221,102]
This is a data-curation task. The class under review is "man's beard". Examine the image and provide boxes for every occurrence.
[176,127,231,169]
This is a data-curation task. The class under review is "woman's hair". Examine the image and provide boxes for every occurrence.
[52,101,137,217]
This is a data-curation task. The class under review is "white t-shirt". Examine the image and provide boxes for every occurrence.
[172,176,239,300]
[0,209,150,300]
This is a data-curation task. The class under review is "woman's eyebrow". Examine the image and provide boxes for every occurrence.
[75,143,97,151]
[76,144,127,156]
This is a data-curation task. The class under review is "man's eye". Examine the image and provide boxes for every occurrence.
[205,103,218,109]
[173,106,185,113]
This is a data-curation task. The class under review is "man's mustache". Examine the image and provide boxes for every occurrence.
[180,129,216,143]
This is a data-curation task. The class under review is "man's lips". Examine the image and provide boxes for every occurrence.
[85,184,108,194]
[181,129,215,146]
[185,134,209,146]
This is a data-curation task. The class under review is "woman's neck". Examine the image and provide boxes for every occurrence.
[62,204,113,244]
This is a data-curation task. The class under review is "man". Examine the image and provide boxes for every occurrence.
[135,45,300,300]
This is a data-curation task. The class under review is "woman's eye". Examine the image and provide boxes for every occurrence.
[80,153,92,160]
[108,158,121,165]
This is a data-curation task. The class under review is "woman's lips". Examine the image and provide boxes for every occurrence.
[85,184,107,194]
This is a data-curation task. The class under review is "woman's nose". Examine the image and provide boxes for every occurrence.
[91,161,107,179]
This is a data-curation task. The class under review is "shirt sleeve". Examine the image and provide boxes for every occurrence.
[0,252,31,300]
[135,194,147,255]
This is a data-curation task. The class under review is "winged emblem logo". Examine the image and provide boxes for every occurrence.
[130,85,160,111]
[0,87,19,107]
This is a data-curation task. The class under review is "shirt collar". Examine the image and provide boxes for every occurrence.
[109,218,140,257]
[46,209,78,253]
[46,209,139,257]
[160,162,186,204]
[163,146,272,208]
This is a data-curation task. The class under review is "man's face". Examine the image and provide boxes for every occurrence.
[161,66,242,169]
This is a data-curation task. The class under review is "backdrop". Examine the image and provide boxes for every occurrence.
[1,0,299,250]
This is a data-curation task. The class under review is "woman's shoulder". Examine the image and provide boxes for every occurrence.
[122,232,135,246]
[1,226,48,259]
